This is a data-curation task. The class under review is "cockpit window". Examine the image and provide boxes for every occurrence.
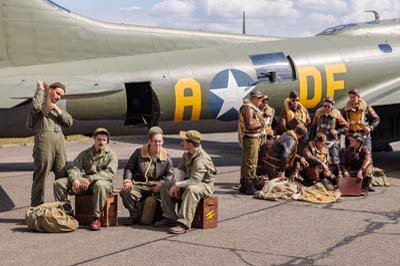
[317,23,358,36]
[249,52,294,83]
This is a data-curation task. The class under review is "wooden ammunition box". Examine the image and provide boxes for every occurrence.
[192,197,218,229]
[338,177,362,196]
[75,194,118,227]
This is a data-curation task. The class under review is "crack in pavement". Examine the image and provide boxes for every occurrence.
[67,201,290,265]
[166,238,298,266]
[271,209,400,266]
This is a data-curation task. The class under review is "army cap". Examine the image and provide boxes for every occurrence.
[348,89,360,97]
[314,133,327,142]
[289,91,299,100]
[49,82,66,92]
[179,130,201,144]
[262,94,270,101]
[148,126,163,138]
[93,128,110,142]
[324,97,335,105]
[250,89,264,98]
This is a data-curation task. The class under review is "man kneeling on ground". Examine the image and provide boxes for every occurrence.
[54,128,118,230]
[302,133,336,190]
[155,130,217,234]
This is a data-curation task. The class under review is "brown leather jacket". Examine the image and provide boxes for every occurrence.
[341,144,372,173]
[123,145,174,183]
[266,131,299,172]
[239,103,264,136]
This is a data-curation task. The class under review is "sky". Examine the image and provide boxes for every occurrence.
[54,0,400,37]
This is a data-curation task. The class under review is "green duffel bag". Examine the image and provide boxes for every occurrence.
[25,202,79,233]
[371,167,390,187]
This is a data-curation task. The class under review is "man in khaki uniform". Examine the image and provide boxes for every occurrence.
[54,128,118,230]
[238,90,265,195]
[30,80,73,207]
[155,130,217,234]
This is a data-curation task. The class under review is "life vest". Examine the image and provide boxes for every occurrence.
[284,98,308,125]
[315,107,340,133]
[238,100,263,139]
[308,140,329,163]
[343,99,367,132]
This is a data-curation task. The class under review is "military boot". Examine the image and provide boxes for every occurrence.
[242,180,258,195]
[362,176,374,192]
[321,178,334,191]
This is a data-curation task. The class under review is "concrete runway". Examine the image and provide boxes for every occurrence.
[0,132,399,266]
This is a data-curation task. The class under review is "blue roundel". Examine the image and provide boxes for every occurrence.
[208,69,255,121]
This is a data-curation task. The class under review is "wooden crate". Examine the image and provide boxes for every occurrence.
[192,197,218,229]
[338,177,362,196]
[75,194,118,227]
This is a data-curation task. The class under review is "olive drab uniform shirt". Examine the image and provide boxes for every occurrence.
[68,146,118,183]
[176,147,217,188]
[31,88,73,135]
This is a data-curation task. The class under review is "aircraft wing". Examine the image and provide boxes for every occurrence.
[0,0,282,68]
[0,75,123,109]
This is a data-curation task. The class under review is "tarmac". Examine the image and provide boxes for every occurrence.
[0,132,399,266]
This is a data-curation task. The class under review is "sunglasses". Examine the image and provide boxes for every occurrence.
[291,99,299,102]
[323,104,332,108]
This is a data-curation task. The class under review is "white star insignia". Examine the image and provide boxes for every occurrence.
[210,70,255,118]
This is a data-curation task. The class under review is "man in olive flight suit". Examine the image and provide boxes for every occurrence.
[30,80,73,207]
[155,130,217,234]
[54,128,118,230]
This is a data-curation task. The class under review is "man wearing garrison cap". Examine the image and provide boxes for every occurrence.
[30,80,73,207]
[156,130,217,234]
[54,128,118,230]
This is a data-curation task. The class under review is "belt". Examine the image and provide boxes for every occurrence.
[41,128,62,133]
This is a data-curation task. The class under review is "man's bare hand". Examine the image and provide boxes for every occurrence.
[72,179,81,193]
[343,171,350,178]
[81,178,91,191]
[123,180,132,192]
[48,103,62,114]
[356,170,363,182]
[37,80,45,90]
[168,184,180,200]
[364,126,371,134]
[152,181,163,193]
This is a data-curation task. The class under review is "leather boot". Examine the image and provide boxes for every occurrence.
[243,180,257,195]
[365,176,375,192]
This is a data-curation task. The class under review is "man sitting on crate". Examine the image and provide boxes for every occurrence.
[120,126,174,225]
[54,128,118,230]
[155,130,217,234]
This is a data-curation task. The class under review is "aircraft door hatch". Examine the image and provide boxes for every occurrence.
[124,82,160,127]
